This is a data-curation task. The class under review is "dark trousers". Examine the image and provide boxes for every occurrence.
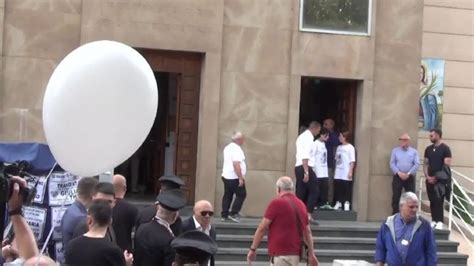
[221,177,247,217]
[294,166,318,213]
[392,174,416,214]
[316,178,329,206]
[426,181,444,222]
[334,179,352,204]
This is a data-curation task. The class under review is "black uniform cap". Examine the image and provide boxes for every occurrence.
[171,230,218,265]
[159,175,185,189]
[156,189,186,211]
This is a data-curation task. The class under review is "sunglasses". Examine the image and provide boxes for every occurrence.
[200,211,214,217]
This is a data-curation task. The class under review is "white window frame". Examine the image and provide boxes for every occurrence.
[299,0,372,36]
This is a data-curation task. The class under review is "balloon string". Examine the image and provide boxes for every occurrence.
[36,162,74,266]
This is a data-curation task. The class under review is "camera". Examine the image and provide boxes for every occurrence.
[0,160,37,205]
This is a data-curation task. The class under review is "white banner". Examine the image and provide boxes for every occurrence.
[51,206,68,240]
[25,175,48,204]
[48,172,80,206]
[23,206,47,241]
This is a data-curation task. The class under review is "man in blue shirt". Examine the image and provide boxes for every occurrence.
[61,177,98,247]
[375,192,437,266]
[389,133,420,214]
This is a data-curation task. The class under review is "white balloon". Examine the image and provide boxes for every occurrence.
[42,40,158,177]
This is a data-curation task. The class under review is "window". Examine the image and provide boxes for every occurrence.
[300,0,372,36]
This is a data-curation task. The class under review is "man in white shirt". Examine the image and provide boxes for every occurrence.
[313,128,331,209]
[221,131,247,223]
[295,121,321,223]
[181,200,217,266]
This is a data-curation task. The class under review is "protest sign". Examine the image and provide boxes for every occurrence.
[23,206,47,241]
[49,172,80,206]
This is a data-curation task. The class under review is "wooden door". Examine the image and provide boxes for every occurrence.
[136,49,202,204]
[175,74,200,204]
[336,82,357,142]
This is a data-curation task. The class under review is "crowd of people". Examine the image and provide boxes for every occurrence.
[0,120,452,266]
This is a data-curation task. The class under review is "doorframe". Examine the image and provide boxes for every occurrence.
[136,48,203,204]
[285,76,373,221]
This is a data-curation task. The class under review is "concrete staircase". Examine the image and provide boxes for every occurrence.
[214,211,469,266]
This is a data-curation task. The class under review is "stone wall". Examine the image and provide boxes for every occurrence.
[0,0,435,221]
[418,1,474,192]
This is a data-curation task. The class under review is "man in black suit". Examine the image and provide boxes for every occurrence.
[135,175,185,235]
[112,174,138,252]
[181,200,217,266]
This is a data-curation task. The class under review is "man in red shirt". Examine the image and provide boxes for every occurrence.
[247,176,319,266]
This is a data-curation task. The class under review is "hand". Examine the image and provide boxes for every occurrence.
[238,178,245,187]
[8,176,27,211]
[247,249,256,265]
[348,173,353,181]
[303,172,309,183]
[308,253,319,266]
[2,244,19,262]
[124,250,133,266]
[398,172,407,180]
[427,176,437,184]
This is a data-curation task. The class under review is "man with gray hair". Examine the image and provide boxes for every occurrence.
[247,176,319,266]
[375,192,436,266]
[295,121,321,224]
[221,131,247,223]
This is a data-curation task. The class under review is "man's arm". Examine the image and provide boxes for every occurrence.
[8,177,39,260]
[425,225,437,265]
[247,218,271,263]
[444,157,452,166]
[304,224,319,266]
[374,224,387,266]
[389,150,399,175]
[409,150,421,176]
[232,161,245,186]
[423,157,434,182]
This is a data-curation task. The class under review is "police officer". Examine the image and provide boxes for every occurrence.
[134,189,186,266]
[135,175,185,235]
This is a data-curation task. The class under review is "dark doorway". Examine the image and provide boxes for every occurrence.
[299,77,358,141]
[115,49,202,205]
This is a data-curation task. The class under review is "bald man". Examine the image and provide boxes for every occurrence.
[181,200,217,266]
[389,134,420,214]
[112,174,138,251]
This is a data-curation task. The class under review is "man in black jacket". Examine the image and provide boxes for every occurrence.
[181,200,216,266]
[134,189,186,266]
[135,175,185,235]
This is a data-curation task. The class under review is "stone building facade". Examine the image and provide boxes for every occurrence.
[0,0,471,221]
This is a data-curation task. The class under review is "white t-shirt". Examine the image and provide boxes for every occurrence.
[222,142,246,180]
[312,139,328,178]
[334,144,356,180]
[295,130,316,167]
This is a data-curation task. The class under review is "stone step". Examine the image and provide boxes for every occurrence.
[312,209,357,221]
[216,235,459,252]
[216,248,469,265]
[213,219,451,240]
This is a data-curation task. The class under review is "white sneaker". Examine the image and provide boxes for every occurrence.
[344,201,350,211]
[435,222,444,230]
[430,221,436,228]
[333,201,342,210]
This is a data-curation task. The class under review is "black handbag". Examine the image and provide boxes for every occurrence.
[285,196,308,262]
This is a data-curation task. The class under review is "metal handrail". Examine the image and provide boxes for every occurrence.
[418,171,474,251]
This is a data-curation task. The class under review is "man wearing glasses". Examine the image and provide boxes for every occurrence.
[182,200,217,266]
[389,133,420,214]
